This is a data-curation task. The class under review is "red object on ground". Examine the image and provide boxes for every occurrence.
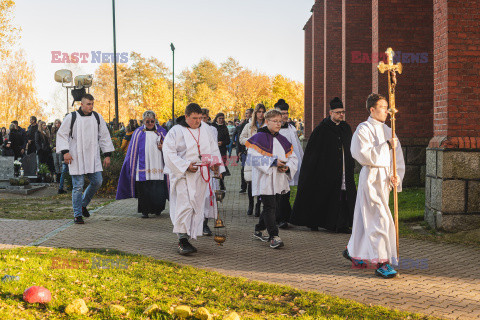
[23,286,52,304]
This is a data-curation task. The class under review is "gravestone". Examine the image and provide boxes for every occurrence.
[21,153,37,177]
[0,156,14,180]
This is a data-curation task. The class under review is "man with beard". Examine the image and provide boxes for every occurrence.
[290,97,356,233]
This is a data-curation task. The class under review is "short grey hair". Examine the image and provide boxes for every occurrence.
[142,110,156,120]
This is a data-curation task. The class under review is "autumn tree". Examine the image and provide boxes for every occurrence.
[0,0,19,59]
[0,50,43,127]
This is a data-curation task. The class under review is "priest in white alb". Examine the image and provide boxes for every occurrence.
[56,94,115,224]
[163,103,224,255]
[344,93,405,279]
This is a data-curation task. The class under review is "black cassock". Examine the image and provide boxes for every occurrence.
[290,117,357,231]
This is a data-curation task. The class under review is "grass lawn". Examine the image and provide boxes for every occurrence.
[0,193,114,220]
[0,247,437,320]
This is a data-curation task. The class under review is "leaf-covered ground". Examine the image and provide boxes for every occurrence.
[0,247,439,320]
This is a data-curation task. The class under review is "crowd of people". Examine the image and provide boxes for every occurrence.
[1,91,405,279]
[1,117,70,194]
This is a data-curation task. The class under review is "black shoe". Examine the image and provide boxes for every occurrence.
[239,189,247,194]
[74,216,84,224]
[203,224,212,236]
[310,226,319,231]
[141,213,149,219]
[154,212,162,216]
[247,204,253,216]
[82,207,90,218]
[58,189,67,194]
[278,222,289,229]
[177,238,197,255]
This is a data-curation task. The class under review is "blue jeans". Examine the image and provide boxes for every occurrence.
[227,140,234,157]
[71,171,103,218]
[59,163,68,190]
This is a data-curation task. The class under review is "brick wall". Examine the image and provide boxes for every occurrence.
[304,17,313,138]
[432,0,480,143]
[343,0,372,132]
[312,0,325,130]
[374,0,434,140]
[324,0,342,116]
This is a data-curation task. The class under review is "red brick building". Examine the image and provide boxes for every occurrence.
[303,0,480,231]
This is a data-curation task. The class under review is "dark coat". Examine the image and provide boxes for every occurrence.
[234,120,248,155]
[290,117,357,231]
[26,124,38,154]
[6,129,24,159]
[212,123,230,156]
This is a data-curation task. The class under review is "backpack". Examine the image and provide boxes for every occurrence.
[70,111,101,138]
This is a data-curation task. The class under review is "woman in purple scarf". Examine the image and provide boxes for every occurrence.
[116,110,168,218]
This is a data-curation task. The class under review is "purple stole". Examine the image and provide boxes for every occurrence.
[245,131,293,158]
[116,124,167,200]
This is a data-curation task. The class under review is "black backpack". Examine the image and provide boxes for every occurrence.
[69,111,101,138]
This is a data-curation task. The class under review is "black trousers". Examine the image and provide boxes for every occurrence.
[247,182,262,210]
[255,194,280,239]
[135,180,168,214]
[276,191,291,223]
[240,165,247,191]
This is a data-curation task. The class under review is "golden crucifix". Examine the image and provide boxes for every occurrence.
[377,47,402,257]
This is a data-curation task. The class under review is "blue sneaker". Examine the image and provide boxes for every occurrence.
[375,263,397,278]
[343,248,367,268]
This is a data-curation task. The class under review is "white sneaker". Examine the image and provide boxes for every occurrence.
[270,236,284,249]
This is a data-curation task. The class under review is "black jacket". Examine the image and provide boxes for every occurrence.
[6,129,24,159]
[234,120,249,154]
[26,123,38,154]
[212,123,230,156]
[290,117,357,230]
[35,131,51,154]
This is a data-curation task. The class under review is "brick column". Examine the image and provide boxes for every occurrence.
[342,0,372,132]
[304,17,313,138]
[425,0,480,232]
[324,0,342,114]
[312,0,325,129]
[372,0,434,187]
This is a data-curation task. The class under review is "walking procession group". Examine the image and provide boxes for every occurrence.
[54,92,405,279]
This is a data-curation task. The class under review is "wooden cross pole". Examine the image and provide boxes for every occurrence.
[377,47,403,257]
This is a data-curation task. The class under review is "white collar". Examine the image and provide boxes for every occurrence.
[367,116,384,126]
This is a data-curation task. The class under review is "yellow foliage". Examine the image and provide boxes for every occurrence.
[92,54,304,125]
[0,50,44,128]
[174,305,192,318]
[64,298,88,315]
[195,307,213,320]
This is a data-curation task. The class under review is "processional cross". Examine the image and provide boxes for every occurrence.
[378,47,403,258]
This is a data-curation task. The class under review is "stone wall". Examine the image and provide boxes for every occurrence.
[425,148,480,232]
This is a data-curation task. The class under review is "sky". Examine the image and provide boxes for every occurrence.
[13,0,313,117]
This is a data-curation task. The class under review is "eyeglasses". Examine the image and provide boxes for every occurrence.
[145,120,155,124]
[332,111,346,115]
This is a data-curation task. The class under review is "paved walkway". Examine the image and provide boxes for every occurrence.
[2,163,480,319]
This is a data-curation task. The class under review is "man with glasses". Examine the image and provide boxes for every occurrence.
[290,97,357,233]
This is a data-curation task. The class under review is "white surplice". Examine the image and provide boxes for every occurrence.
[163,123,224,239]
[136,131,165,181]
[56,111,114,175]
[247,137,298,197]
[347,117,405,264]
[279,124,304,186]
